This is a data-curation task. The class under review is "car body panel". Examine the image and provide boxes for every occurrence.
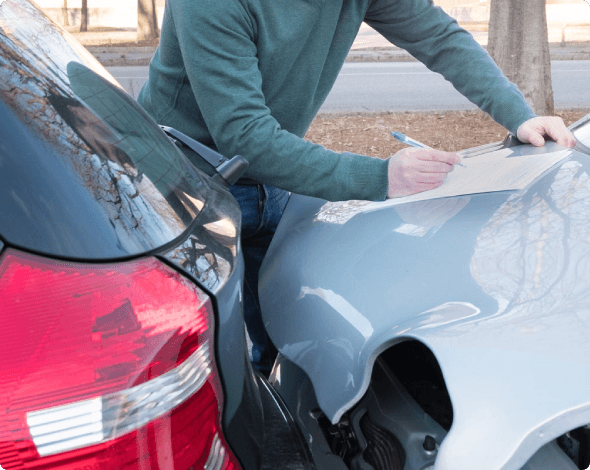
[260,139,590,470]
[0,0,217,263]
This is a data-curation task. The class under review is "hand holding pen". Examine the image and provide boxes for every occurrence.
[386,131,463,198]
[391,132,466,167]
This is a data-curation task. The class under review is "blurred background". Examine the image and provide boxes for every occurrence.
[33,0,590,47]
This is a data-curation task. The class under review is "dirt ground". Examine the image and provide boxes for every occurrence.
[305,110,589,158]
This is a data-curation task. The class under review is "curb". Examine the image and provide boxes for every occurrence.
[345,49,418,62]
[87,46,156,66]
[88,45,590,67]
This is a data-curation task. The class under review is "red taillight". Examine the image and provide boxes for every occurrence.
[0,249,240,469]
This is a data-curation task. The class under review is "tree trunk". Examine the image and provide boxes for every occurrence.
[137,0,159,41]
[62,0,69,26]
[80,0,88,32]
[488,0,554,115]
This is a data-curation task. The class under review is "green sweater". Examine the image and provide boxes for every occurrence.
[137,0,535,202]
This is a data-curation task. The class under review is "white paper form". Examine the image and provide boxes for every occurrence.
[365,147,572,210]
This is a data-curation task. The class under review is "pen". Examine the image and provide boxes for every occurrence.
[390,131,466,168]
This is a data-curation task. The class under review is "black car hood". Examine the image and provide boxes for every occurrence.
[0,0,213,260]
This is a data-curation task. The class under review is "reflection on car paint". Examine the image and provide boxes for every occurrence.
[0,0,234,263]
[299,286,374,340]
[164,185,241,293]
[472,159,590,321]
[313,199,371,224]
[414,302,481,330]
[393,196,471,238]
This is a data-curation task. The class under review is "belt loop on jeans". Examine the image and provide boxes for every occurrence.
[235,177,261,185]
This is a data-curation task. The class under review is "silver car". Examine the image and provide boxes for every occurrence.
[260,117,590,470]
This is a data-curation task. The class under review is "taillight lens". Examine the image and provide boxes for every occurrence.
[0,249,240,469]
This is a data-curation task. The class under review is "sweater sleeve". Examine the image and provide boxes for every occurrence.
[168,0,389,202]
[365,0,536,134]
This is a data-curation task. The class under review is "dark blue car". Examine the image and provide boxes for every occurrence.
[0,0,313,468]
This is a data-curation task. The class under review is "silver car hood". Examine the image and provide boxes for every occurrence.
[260,133,590,469]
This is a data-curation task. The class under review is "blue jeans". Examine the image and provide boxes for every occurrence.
[229,184,290,375]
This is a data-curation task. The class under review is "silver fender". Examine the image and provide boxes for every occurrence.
[259,140,590,470]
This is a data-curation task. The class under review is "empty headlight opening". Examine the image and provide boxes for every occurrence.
[379,340,454,431]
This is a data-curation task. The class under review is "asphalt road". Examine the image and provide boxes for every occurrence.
[107,60,590,113]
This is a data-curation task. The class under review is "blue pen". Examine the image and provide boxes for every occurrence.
[390,131,466,167]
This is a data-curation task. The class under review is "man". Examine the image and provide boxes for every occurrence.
[138,0,576,374]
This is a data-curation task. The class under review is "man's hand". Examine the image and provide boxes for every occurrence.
[516,116,576,148]
[387,148,460,198]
